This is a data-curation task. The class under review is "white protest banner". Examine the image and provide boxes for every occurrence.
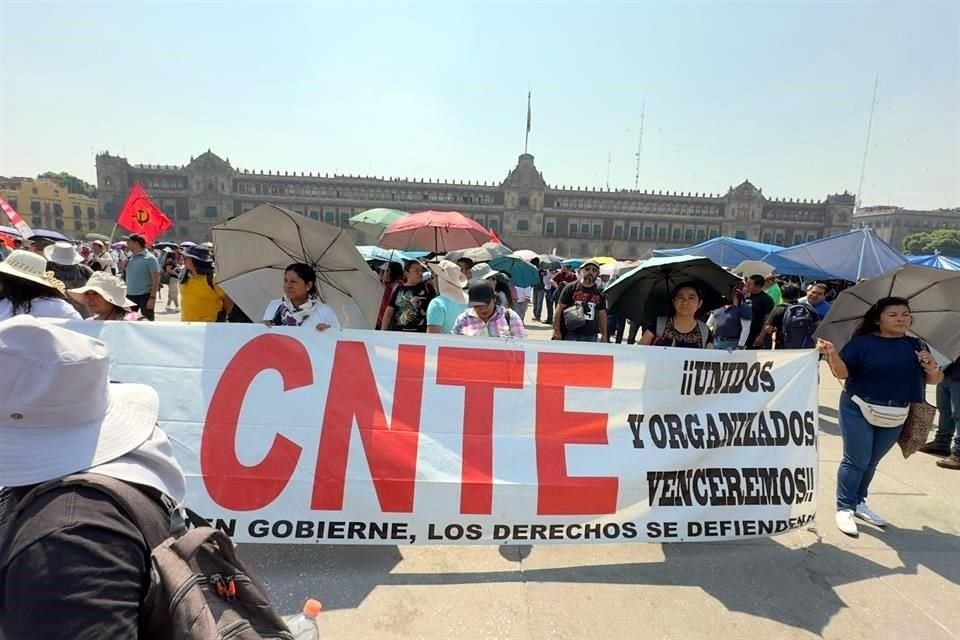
[67,321,819,545]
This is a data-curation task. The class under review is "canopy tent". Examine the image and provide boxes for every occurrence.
[652,237,783,267]
[908,253,960,271]
[767,228,907,282]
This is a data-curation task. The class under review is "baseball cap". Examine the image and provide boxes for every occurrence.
[467,279,496,307]
[581,259,601,270]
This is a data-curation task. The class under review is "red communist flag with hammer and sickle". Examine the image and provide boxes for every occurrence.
[116,181,173,245]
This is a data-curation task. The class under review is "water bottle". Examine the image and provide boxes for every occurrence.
[284,598,322,640]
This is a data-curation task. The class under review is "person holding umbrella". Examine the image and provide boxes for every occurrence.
[263,263,340,332]
[817,297,944,537]
[179,245,233,322]
[639,282,713,349]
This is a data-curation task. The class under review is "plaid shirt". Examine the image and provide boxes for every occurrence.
[452,306,527,338]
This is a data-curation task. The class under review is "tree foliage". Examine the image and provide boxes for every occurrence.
[903,229,960,257]
[38,171,98,198]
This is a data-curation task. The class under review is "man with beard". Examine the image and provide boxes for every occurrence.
[553,259,608,343]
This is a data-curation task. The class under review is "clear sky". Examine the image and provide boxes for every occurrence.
[1,1,957,209]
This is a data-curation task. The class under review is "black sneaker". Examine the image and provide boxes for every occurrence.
[918,441,951,457]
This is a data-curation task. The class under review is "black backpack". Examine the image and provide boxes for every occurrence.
[1,474,293,640]
[780,303,818,349]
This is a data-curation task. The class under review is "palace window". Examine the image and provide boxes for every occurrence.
[763,232,772,243]
[73,205,82,216]
[697,230,706,241]
[310,211,319,220]
[629,227,639,240]
[659,227,667,239]
[613,225,623,239]
[580,223,589,234]
[489,219,499,232]
[673,228,681,241]
[684,229,694,241]
[644,227,653,239]
[519,196,530,209]
[517,219,529,231]
[545,221,555,235]
[53,204,63,217]
[775,233,784,245]
[205,206,218,218]
[592,224,602,236]
[569,223,578,235]
[324,211,335,223]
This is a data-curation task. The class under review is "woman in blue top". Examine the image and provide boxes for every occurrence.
[817,297,943,537]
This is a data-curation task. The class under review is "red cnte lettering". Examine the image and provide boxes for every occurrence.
[201,334,311,511]
[436,346,525,515]
[535,352,617,515]
[313,341,426,512]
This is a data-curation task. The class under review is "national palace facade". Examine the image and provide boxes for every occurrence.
[96,150,856,256]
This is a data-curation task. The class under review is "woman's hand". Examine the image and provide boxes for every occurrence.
[917,350,940,374]
[816,338,836,356]
[262,321,274,327]
[315,323,331,332]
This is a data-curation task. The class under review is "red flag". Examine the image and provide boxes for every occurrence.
[488,227,502,244]
[117,182,172,245]
[0,231,14,250]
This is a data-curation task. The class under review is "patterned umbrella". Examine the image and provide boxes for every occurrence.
[380,210,492,253]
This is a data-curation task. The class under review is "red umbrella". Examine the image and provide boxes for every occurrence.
[379,210,492,253]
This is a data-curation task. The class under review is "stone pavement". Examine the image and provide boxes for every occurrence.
[154,297,960,639]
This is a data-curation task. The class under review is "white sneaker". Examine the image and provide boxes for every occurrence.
[836,509,859,536]
[855,502,887,527]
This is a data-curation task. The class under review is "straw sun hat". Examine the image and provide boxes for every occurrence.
[68,271,136,309]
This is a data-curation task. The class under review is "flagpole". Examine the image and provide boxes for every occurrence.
[524,90,532,154]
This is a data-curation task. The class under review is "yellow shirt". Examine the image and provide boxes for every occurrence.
[180,274,226,322]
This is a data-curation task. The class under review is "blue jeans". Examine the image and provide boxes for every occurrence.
[714,337,739,350]
[933,378,960,455]
[564,334,598,343]
[836,392,903,510]
[533,288,545,319]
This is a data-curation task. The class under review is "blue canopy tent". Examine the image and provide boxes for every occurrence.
[759,253,836,280]
[908,253,960,271]
[767,228,907,282]
[652,236,783,267]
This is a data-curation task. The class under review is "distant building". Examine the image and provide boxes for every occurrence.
[853,206,960,250]
[0,177,100,235]
[96,150,854,255]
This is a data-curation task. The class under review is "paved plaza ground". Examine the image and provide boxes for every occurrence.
[155,302,960,639]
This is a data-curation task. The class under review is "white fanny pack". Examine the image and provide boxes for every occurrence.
[850,395,910,428]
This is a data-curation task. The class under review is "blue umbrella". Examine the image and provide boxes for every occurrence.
[562,258,584,269]
[356,245,429,264]
[0,225,21,238]
[489,254,541,287]
[605,255,742,324]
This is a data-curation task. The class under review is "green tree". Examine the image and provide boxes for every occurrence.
[903,229,960,257]
[37,171,98,198]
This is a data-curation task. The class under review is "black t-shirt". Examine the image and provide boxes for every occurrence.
[0,484,170,640]
[747,291,774,347]
[388,282,436,332]
[559,282,607,337]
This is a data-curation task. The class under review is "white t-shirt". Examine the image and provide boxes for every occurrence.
[0,296,82,321]
[263,298,341,330]
[514,286,533,303]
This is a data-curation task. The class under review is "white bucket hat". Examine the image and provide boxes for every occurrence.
[43,240,84,266]
[470,263,500,281]
[0,315,159,486]
[0,249,58,288]
[68,271,135,309]
[428,260,468,304]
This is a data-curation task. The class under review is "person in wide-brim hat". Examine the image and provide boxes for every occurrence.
[425,260,469,334]
[43,241,84,266]
[0,315,187,638]
[0,249,80,321]
[68,271,138,321]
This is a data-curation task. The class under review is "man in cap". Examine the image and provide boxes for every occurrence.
[0,316,186,639]
[452,279,526,338]
[553,259,608,343]
[124,233,161,321]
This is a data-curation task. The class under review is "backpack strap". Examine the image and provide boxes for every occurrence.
[656,316,667,338]
[697,320,710,347]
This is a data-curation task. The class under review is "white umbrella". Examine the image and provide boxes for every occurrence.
[816,264,960,360]
[211,204,383,329]
[732,260,775,277]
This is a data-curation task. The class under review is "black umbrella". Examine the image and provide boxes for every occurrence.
[605,256,742,324]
